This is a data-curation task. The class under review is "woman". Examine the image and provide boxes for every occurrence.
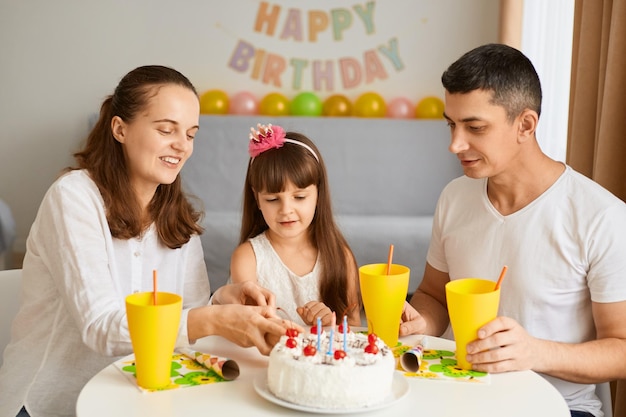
[0,65,295,417]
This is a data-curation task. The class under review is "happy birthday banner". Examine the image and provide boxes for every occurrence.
[227,1,404,92]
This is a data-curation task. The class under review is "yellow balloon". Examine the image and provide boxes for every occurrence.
[354,92,386,118]
[199,90,229,115]
[415,96,445,119]
[322,94,352,117]
[259,92,290,116]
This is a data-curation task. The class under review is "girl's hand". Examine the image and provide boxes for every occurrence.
[296,301,333,325]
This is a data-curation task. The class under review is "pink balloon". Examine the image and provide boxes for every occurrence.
[229,91,259,115]
[386,97,415,119]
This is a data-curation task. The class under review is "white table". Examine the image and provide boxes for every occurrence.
[77,334,570,417]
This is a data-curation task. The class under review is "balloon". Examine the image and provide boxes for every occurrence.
[259,92,290,116]
[354,92,386,118]
[199,89,229,115]
[415,96,445,119]
[290,92,322,116]
[386,97,415,119]
[229,91,258,115]
[322,94,352,117]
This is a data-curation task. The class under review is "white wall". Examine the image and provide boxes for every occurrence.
[0,0,498,253]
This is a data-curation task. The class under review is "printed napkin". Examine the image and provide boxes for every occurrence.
[392,343,491,384]
[115,350,239,393]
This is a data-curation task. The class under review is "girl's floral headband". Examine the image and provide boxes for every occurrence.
[248,123,319,162]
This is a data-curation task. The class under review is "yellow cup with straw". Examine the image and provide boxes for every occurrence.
[445,266,507,370]
[359,245,410,347]
[125,270,182,389]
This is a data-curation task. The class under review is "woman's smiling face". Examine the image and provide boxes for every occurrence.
[111,84,199,200]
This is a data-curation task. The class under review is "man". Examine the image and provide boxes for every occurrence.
[400,43,626,417]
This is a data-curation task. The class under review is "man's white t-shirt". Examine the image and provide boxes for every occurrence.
[427,165,626,416]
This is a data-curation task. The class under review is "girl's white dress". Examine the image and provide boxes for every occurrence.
[249,232,320,326]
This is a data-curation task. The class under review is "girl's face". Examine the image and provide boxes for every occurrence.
[111,84,199,204]
[256,181,318,240]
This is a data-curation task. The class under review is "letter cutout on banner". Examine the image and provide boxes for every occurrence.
[379,38,404,71]
[255,2,280,36]
[228,40,255,72]
[290,58,308,90]
[354,1,376,34]
[339,57,362,89]
[262,53,287,87]
[251,49,266,80]
[280,8,304,41]
[331,8,352,41]
[313,60,334,91]
[308,10,329,41]
[363,49,388,83]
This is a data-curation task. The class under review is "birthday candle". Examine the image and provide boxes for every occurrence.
[316,317,321,352]
[327,312,336,355]
[343,315,347,351]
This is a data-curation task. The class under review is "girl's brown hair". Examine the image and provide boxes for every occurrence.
[240,132,359,315]
[71,65,203,249]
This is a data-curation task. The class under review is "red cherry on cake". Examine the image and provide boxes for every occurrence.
[338,323,350,333]
[303,343,316,356]
[334,350,347,360]
[364,343,379,354]
[286,328,299,338]
[285,337,297,348]
[309,325,318,334]
[367,333,378,345]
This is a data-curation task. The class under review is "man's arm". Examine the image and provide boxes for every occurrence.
[400,263,451,337]
[467,300,626,383]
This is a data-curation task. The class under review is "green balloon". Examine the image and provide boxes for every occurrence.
[290,92,322,116]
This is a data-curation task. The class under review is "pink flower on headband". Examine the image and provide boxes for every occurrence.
[248,123,286,157]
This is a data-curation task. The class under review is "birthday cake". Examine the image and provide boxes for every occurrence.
[267,327,396,409]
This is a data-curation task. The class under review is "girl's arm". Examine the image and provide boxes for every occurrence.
[229,241,258,284]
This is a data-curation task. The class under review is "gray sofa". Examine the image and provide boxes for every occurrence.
[181,115,463,294]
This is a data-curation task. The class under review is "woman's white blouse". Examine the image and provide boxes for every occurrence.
[0,170,211,417]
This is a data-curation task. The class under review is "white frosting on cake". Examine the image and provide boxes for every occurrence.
[267,330,396,409]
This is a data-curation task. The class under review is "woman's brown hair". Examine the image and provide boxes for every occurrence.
[71,65,203,249]
[240,132,359,315]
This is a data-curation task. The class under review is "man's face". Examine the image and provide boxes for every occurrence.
[443,89,521,179]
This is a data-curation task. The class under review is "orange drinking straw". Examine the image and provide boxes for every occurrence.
[494,265,508,291]
[152,269,158,305]
[386,244,394,275]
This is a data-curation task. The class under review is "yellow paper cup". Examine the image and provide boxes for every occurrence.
[445,278,500,370]
[359,263,410,347]
[126,292,182,389]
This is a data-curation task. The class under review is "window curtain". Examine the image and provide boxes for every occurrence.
[567,0,626,203]
[569,2,626,416]
[498,0,523,47]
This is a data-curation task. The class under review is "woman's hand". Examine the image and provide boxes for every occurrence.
[189,304,303,355]
[211,281,276,307]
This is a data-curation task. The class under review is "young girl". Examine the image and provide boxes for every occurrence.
[230,123,361,327]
